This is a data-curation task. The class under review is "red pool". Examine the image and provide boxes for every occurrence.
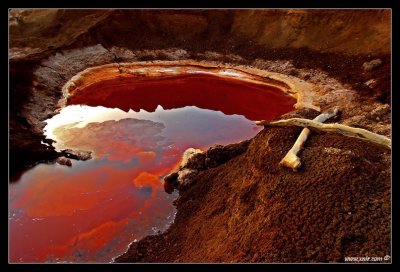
[9,73,295,263]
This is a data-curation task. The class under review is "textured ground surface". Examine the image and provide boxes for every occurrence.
[9,9,391,263]
[115,108,391,263]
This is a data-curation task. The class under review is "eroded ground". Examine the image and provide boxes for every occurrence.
[115,108,390,262]
[9,9,391,263]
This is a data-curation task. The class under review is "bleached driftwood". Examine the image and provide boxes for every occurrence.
[256,107,391,167]
[261,118,391,149]
[256,107,339,171]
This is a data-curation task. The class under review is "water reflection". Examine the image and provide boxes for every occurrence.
[9,74,295,263]
[52,118,166,161]
[9,158,177,262]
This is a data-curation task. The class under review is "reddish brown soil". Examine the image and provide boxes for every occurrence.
[8,10,391,263]
[115,109,391,263]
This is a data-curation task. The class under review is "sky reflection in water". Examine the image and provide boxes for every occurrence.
[9,74,295,263]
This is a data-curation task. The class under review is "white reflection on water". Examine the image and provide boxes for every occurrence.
[44,104,260,152]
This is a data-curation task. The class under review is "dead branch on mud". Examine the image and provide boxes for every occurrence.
[256,111,391,157]
[256,106,391,171]
[257,107,340,171]
[258,118,391,150]
[282,107,339,170]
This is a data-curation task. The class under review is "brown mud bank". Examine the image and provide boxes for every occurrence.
[9,9,391,262]
[115,108,391,263]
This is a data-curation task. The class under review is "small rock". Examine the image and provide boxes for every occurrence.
[162,49,189,60]
[180,148,203,168]
[323,147,354,156]
[370,103,390,117]
[205,140,250,168]
[56,156,72,166]
[185,152,206,170]
[364,79,377,88]
[362,59,383,72]
[171,141,251,192]
[164,172,179,183]
[42,138,56,145]
[163,179,176,194]
[62,149,92,160]
[177,169,199,190]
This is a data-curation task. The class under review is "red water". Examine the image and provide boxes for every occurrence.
[9,73,295,263]
[68,74,295,121]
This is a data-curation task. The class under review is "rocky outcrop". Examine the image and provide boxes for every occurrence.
[61,149,92,161]
[362,59,383,72]
[164,141,250,191]
[55,156,72,166]
[9,9,113,60]
[9,9,390,59]
[230,10,390,55]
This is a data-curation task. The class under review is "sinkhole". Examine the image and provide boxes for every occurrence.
[9,66,296,263]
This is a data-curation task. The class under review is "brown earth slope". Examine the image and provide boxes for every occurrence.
[9,9,391,263]
[116,109,391,262]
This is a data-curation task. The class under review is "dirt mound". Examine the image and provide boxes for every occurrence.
[116,109,391,263]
